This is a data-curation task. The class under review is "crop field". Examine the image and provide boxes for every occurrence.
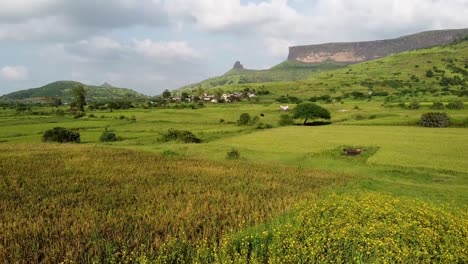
[0,101,467,262]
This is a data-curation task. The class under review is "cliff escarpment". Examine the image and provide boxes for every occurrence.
[288,28,468,64]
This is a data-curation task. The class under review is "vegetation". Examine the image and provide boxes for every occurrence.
[419,112,451,128]
[293,102,331,125]
[0,40,467,262]
[160,129,202,143]
[42,127,80,143]
[447,100,465,109]
[278,114,295,126]
[224,193,468,263]
[0,81,147,103]
[99,129,121,142]
[226,148,240,160]
[0,144,347,262]
[237,113,251,126]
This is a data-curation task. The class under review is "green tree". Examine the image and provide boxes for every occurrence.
[162,89,172,99]
[293,103,330,125]
[72,85,86,112]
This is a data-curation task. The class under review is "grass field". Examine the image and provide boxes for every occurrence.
[0,100,467,262]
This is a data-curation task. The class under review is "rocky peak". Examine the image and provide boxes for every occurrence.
[100,82,114,88]
[233,61,244,70]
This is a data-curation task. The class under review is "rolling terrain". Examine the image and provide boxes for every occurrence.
[179,40,468,102]
[0,81,147,103]
[0,28,467,263]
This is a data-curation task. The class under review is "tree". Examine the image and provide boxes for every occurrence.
[72,85,86,112]
[293,103,330,125]
[162,89,172,99]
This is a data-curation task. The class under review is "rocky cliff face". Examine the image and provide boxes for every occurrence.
[288,28,468,64]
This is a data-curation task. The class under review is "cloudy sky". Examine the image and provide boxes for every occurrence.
[1,0,467,95]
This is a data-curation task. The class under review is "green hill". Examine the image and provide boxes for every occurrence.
[0,81,147,103]
[178,61,346,92]
[180,41,468,101]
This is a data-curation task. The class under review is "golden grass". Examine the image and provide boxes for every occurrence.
[0,143,348,262]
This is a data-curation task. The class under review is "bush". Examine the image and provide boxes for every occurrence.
[99,129,121,142]
[237,113,251,126]
[226,149,240,160]
[419,112,450,127]
[430,101,445,110]
[446,100,464,110]
[248,116,259,125]
[160,129,202,143]
[55,109,65,116]
[278,114,295,126]
[408,100,420,110]
[42,127,80,143]
[73,111,85,119]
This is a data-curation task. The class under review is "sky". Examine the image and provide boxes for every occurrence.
[0,0,467,96]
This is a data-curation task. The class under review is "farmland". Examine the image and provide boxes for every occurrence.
[0,100,467,262]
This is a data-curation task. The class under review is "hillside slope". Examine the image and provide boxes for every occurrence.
[0,81,147,103]
[183,41,468,100]
[178,61,346,91]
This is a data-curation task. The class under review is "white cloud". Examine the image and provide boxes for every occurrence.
[132,39,201,60]
[0,66,29,81]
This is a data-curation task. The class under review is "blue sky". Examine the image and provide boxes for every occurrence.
[0,0,467,96]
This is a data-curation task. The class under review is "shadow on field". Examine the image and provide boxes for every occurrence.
[300,121,332,126]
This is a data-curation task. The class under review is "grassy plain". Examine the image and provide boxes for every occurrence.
[0,101,467,262]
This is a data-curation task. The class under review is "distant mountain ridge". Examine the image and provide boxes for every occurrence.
[288,28,468,64]
[0,81,147,102]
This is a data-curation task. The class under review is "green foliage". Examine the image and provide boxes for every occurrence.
[278,114,295,126]
[293,102,331,125]
[73,111,85,119]
[237,113,251,126]
[430,101,445,110]
[419,112,450,127]
[160,129,202,143]
[226,149,240,160]
[71,85,86,112]
[425,69,434,77]
[0,81,146,102]
[162,89,171,99]
[446,100,465,109]
[99,129,121,142]
[55,109,65,116]
[42,127,80,143]
[408,100,420,110]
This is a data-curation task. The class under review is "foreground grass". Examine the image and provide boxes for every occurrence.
[0,143,347,263]
[223,193,468,263]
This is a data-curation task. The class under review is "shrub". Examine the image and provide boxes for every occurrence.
[278,114,295,126]
[264,123,273,129]
[99,129,121,142]
[430,101,445,110]
[419,112,450,127]
[55,109,65,116]
[160,129,202,143]
[42,127,80,143]
[425,69,434,77]
[408,100,420,110]
[88,113,96,118]
[237,113,251,126]
[226,149,240,160]
[446,100,464,110]
[73,111,85,119]
[248,116,259,125]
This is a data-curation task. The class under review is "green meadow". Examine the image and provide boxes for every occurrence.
[1,41,468,262]
[0,99,467,262]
